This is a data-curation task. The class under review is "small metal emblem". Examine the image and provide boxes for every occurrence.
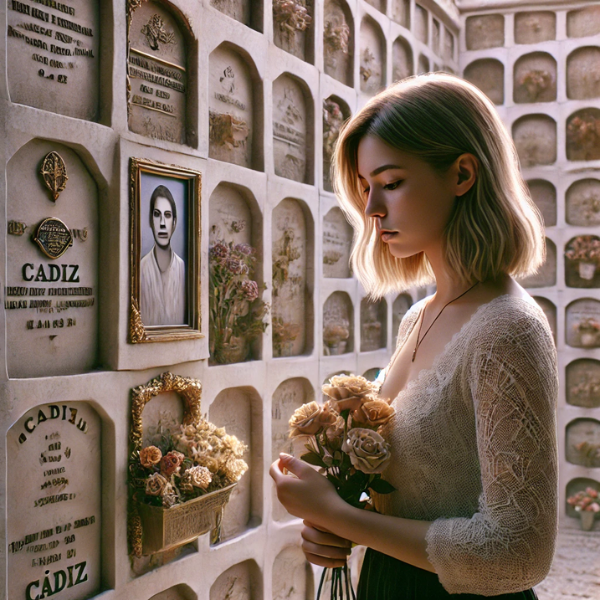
[40,151,69,202]
[33,217,73,259]
[8,221,27,236]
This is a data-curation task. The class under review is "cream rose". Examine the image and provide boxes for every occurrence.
[352,399,395,429]
[187,465,212,490]
[342,428,391,474]
[289,401,339,437]
[139,445,162,468]
[322,375,377,412]
[145,472,171,496]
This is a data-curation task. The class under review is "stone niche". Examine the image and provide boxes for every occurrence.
[7,0,100,121]
[271,378,314,521]
[6,140,98,378]
[273,0,314,62]
[417,54,430,75]
[513,52,557,104]
[323,292,354,355]
[273,74,311,184]
[566,179,600,227]
[272,199,312,358]
[323,96,351,191]
[566,477,600,519]
[566,418,600,468]
[392,0,410,28]
[565,298,600,348]
[567,108,600,162]
[532,296,557,343]
[210,0,260,30]
[414,5,428,44]
[7,402,102,600]
[567,47,600,100]
[150,584,196,600]
[527,179,556,227]
[209,387,263,542]
[514,11,556,44]
[392,293,412,348]
[209,44,257,169]
[360,298,387,352]
[567,5,600,38]
[566,359,600,408]
[464,59,504,105]
[128,1,194,146]
[512,114,557,167]
[322,207,353,278]
[365,0,385,12]
[363,367,382,381]
[444,27,455,64]
[432,20,441,56]
[273,546,312,600]
[466,14,504,51]
[210,560,261,600]
[519,238,556,289]
[323,0,354,87]
[565,235,600,289]
[392,36,414,82]
[360,17,385,96]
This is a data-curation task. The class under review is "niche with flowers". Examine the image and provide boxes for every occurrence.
[464,59,504,105]
[466,14,504,50]
[514,11,556,44]
[393,36,414,81]
[567,108,600,162]
[323,292,354,355]
[565,235,600,288]
[512,115,557,167]
[513,52,557,104]
[360,17,386,96]
[567,47,600,100]
[567,6,600,38]
[323,96,351,191]
[566,359,600,408]
[273,0,313,61]
[566,419,600,468]
[324,0,354,86]
[273,546,313,599]
[566,298,600,348]
[520,238,556,289]
[566,180,600,227]
[565,478,600,527]
[360,298,387,352]
[533,296,557,343]
[210,560,261,599]
[323,207,353,278]
[527,179,556,227]
[392,293,413,348]
[392,0,410,28]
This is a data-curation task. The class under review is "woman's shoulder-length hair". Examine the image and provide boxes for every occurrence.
[332,73,545,299]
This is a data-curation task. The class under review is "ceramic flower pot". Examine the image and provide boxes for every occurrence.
[326,340,347,356]
[215,337,248,364]
[579,262,597,280]
[580,332,597,347]
[580,509,595,531]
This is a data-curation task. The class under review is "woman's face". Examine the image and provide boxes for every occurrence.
[357,134,459,260]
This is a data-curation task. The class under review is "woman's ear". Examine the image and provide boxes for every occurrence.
[454,153,478,197]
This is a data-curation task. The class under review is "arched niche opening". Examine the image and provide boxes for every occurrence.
[513,52,557,104]
[273,74,314,184]
[360,297,387,352]
[566,179,600,227]
[393,293,413,348]
[464,59,504,105]
[365,0,385,12]
[209,387,263,543]
[526,179,556,227]
[392,0,410,28]
[565,298,600,348]
[512,114,557,167]
[323,96,351,191]
[444,27,455,63]
[271,378,315,520]
[567,108,600,162]
[209,43,263,170]
[565,235,600,289]
[466,14,504,51]
[392,36,414,82]
[360,16,386,95]
[432,19,441,56]
[208,183,265,364]
[323,292,354,355]
[567,47,600,100]
[514,12,556,44]
[533,296,557,343]
[210,0,263,32]
[567,6,600,39]
[417,54,430,75]
[323,0,354,87]
[210,560,263,599]
[566,359,600,408]
[565,477,600,521]
[566,418,600,467]
[272,198,314,357]
[519,238,556,289]
[363,367,383,381]
[322,207,353,278]
[414,4,428,44]
[150,584,197,600]
[273,546,314,599]
[273,0,314,63]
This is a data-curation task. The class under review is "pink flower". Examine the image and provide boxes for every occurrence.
[210,242,229,260]
[241,280,259,301]
[589,502,600,513]
[226,258,249,275]
[586,487,598,498]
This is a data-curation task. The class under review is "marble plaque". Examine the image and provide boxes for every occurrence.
[272,200,308,357]
[567,47,600,100]
[360,298,387,352]
[392,293,412,348]
[271,379,313,521]
[128,1,189,145]
[273,546,311,600]
[566,179,600,227]
[514,12,556,44]
[565,235,600,289]
[417,54,430,75]
[464,59,504,105]
[210,0,251,26]
[273,0,312,61]
[566,359,600,408]
[566,299,600,348]
[566,419,600,468]
[273,76,308,183]
[7,402,101,600]
[391,0,410,28]
[150,584,196,600]
[210,561,257,600]
[392,36,413,82]
[6,140,98,378]
[567,6,600,38]
[514,52,557,104]
[323,0,353,87]
[322,207,352,278]
[532,296,556,343]
[444,27,454,63]
[466,14,504,50]
[567,108,600,162]
[414,4,428,44]
[323,97,350,192]
[323,292,353,355]
[512,115,557,167]
[359,18,385,95]
[209,184,253,246]
[527,179,556,227]
[519,238,556,289]
[7,0,100,121]
[209,46,254,168]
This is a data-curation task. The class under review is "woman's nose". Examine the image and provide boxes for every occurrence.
[364,189,386,219]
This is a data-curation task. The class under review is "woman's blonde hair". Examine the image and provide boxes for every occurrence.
[332,73,545,298]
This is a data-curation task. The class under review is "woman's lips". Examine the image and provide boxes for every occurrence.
[380,231,398,242]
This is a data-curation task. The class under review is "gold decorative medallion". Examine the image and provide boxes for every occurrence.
[33,217,73,259]
[40,151,69,202]
[7,221,27,236]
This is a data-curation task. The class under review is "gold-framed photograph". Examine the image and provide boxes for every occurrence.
[129,157,202,343]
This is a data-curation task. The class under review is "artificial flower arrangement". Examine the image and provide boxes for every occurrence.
[574,316,600,347]
[567,487,600,531]
[565,235,600,280]
[287,374,396,599]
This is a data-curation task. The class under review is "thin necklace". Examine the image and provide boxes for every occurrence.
[412,281,479,363]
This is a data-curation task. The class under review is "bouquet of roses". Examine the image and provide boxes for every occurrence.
[288,374,396,599]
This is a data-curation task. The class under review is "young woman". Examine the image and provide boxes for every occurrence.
[270,73,558,599]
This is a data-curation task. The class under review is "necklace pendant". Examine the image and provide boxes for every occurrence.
[412,348,417,362]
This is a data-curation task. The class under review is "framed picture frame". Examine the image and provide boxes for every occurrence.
[129,157,202,343]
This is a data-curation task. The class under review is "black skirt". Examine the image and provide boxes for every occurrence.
[357,548,539,600]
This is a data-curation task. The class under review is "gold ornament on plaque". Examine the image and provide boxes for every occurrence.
[33,217,73,259]
[40,151,69,202]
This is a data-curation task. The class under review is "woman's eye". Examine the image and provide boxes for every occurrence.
[384,181,402,190]
[362,187,370,195]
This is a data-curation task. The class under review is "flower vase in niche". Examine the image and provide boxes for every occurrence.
[567,487,599,531]
[128,372,249,557]
[565,235,600,287]
[575,317,600,347]
[324,320,350,355]
[580,262,597,280]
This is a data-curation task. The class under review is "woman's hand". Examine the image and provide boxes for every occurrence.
[301,521,352,568]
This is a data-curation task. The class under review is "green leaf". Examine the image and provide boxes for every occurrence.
[369,478,396,494]
[300,452,327,468]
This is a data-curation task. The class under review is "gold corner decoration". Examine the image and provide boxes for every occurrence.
[128,505,143,558]
[40,151,69,202]
[129,298,147,343]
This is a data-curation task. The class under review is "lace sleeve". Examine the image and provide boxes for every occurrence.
[425,312,558,596]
